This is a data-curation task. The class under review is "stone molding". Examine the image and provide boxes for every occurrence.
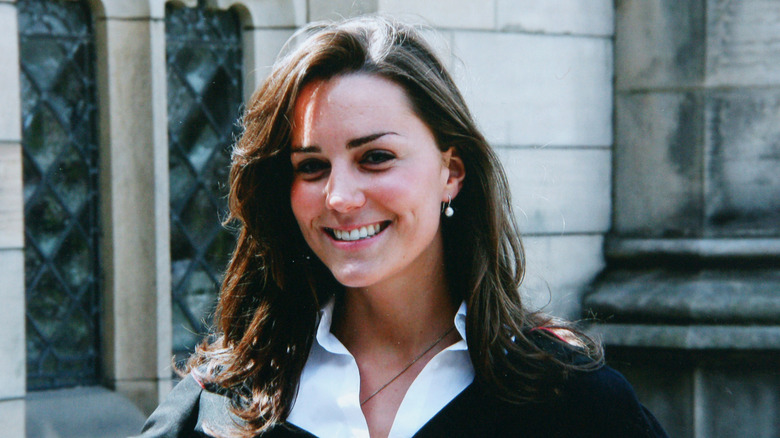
[606,237,780,263]
[0,2,24,436]
[586,268,780,325]
[588,323,780,351]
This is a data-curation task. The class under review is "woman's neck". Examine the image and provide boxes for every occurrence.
[333,269,458,356]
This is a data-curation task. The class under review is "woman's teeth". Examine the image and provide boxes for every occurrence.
[332,224,382,241]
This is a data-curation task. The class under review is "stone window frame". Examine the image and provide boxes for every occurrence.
[0,0,307,433]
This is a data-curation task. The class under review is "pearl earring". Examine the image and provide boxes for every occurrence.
[443,195,454,217]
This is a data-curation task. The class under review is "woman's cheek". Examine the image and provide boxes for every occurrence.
[290,182,314,225]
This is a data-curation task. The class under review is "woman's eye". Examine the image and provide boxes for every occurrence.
[362,150,395,166]
[294,159,329,176]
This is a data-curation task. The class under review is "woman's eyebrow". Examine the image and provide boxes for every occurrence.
[291,145,320,153]
[347,131,397,149]
[291,132,398,153]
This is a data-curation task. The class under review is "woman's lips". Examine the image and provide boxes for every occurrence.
[325,221,390,242]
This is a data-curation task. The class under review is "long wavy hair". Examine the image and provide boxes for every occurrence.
[185,15,602,436]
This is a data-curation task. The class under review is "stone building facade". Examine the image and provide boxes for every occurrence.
[0,0,775,437]
[586,1,780,437]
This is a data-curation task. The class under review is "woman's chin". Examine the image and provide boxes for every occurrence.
[332,275,374,290]
[328,267,381,290]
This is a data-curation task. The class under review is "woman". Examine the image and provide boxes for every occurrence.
[137,16,667,438]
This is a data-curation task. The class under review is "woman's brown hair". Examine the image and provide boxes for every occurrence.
[185,15,603,436]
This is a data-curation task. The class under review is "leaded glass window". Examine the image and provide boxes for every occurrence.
[18,0,101,390]
[166,4,242,359]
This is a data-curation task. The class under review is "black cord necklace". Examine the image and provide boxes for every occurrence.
[360,325,456,406]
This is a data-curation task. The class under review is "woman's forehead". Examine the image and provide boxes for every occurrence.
[291,74,418,145]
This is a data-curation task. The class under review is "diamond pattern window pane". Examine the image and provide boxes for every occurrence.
[18,0,101,391]
[166,3,242,359]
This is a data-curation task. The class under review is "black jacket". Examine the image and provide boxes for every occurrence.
[134,335,668,437]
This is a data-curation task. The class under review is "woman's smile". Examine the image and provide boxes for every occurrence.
[325,221,390,242]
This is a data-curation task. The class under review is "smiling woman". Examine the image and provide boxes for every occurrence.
[135,15,668,438]
[290,74,463,293]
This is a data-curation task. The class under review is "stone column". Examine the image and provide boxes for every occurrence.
[586,1,780,437]
[0,2,26,436]
[95,0,172,415]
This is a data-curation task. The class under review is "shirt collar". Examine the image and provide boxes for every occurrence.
[315,297,469,355]
[315,297,351,355]
[452,301,468,350]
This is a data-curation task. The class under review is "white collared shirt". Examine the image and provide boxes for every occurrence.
[287,300,474,438]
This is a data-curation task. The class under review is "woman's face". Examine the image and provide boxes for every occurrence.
[290,73,463,290]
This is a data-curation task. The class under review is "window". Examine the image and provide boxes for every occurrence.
[166,3,243,359]
[19,0,101,390]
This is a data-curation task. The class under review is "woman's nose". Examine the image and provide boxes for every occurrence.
[325,167,366,212]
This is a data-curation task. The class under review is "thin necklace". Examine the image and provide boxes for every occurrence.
[360,325,456,406]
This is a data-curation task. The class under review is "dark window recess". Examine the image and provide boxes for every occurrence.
[166,3,242,361]
[18,0,101,390]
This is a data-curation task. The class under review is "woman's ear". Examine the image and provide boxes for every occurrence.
[442,147,466,199]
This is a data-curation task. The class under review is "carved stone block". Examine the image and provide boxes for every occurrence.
[706,0,780,86]
[615,0,705,90]
[705,89,780,236]
[614,91,704,237]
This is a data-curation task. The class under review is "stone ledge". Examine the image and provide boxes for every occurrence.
[0,398,24,438]
[585,269,780,324]
[26,386,145,438]
[587,323,780,351]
